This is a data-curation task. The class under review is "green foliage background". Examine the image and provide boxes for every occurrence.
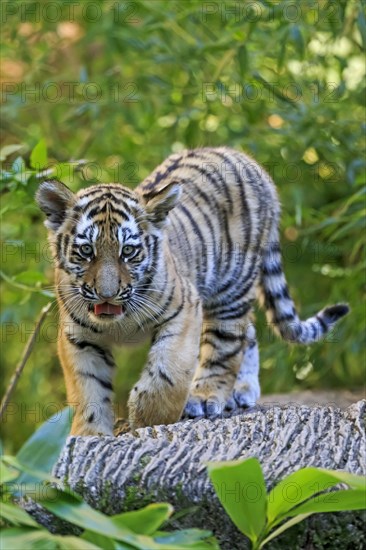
[1,0,365,450]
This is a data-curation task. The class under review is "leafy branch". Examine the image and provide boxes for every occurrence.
[1,410,218,550]
[0,270,55,298]
[207,458,366,549]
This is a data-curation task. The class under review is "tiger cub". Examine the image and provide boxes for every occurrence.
[36,147,348,436]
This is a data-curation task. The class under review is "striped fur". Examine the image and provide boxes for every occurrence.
[36,147,349,434]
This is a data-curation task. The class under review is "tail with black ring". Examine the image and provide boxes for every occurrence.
[258,219,349,343]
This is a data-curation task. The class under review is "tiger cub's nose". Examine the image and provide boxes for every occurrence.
[99,289,118,300]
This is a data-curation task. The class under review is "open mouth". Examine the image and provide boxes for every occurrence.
[93,303,123,316]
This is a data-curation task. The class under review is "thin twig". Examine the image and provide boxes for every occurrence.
[0,302,52,421]
[0,270,55,298]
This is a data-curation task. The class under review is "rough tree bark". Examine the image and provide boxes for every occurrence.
[52,398,366,549]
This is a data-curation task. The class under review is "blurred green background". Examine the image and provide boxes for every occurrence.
[1,0,365,451]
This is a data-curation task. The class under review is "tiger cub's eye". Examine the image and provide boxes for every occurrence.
[80,244,93,257]
[122,245,137,259]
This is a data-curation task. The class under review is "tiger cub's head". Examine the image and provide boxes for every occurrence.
[36,179,180,323]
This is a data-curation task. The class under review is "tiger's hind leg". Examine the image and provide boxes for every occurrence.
[226,324,260,410]
[184,313,248,419]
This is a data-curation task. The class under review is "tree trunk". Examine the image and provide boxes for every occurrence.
[53,398,365,549]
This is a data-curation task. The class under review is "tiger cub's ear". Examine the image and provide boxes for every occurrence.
[36,179,75,231]
[139,181,181,225]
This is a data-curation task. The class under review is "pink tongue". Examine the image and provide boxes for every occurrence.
[94,303,123,316]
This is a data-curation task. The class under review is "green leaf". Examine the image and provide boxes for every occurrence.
[54,535,104,549]
[277,28,288,70]
[260,488,366,548]
[0,270,55,298]
[2,455,63,487]
[329,217,366,242]
[0,501,38,527]
[0,459,20,483]
[30,139,48,169]
[40,490,153,549]
[320,470,366,490]
[15,407,72,486]
[207,458,267,544]
[114,543,138,550]
[253,72,298,108]
[258,513,312,548]
[237,45,248,78]
[113,503,173,535]
[267,467,365,527]
[286,488,366,516]
[42,490,215,550]
[82,531,122,550]
[290,26,304,58]
[154,529,218,547]
[14,271,48,285]
[0,527,103,550]
[0,527,60,550]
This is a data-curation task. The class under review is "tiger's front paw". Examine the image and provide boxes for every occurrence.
[183,383,228,419]
[224,377,260,412]
[184,395,226,419]
[128,385,183,429]
[232,375,260,409]
[183,375,260,419]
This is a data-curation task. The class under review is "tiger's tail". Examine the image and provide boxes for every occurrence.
[258,221,349,343]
